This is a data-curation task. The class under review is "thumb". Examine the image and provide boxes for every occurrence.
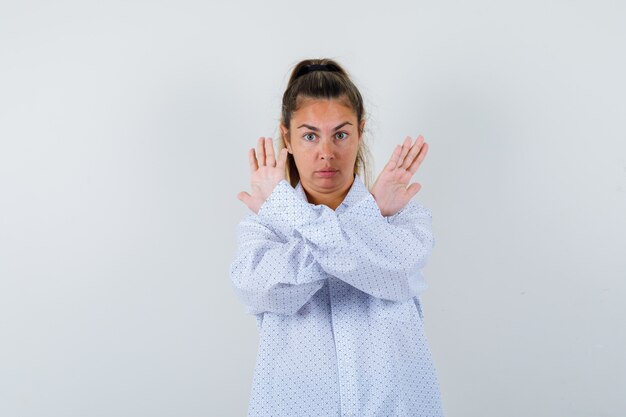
[406,182,422,199]
[237,191,251,204]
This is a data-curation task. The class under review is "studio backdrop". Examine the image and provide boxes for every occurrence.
[0,1,624,416]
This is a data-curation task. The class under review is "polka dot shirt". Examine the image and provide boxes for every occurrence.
[229,174,444,417]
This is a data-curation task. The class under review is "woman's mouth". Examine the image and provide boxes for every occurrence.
[316,169,338,178]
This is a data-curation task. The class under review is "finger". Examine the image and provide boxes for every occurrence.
[385,144,402,170]
[265,137,276,166]
[256,137,266,166]
[397,136,412,168]
[407,141,428,175]
[401,135,423,168]
[276,147,288,169]
[248,148,258,173]
[400,135,425,170]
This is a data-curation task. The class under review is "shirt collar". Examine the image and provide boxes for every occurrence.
[294,173,369,208]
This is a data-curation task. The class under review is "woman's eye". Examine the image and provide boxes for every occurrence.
[335,132,348,140]
[304,133,316,141]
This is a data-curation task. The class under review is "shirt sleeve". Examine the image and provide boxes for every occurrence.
[229,211,328,316]
[256,179,435,302]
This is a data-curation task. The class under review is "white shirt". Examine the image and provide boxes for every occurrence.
[229,174,444,417]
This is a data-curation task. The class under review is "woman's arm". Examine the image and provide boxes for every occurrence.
[255,179,435,302]
[229,179,434,316]
[229,212,328,316]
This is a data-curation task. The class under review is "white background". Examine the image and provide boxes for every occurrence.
[1,1,624,416]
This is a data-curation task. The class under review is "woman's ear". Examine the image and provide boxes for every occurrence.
[359,120,366,138]
[280,124,292,153]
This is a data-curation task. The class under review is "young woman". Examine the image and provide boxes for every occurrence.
[230,58,444,417]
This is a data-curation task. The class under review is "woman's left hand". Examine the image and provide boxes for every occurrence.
[371,135,429,217]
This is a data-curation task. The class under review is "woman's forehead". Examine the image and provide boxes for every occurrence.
[293,98,357,122]
[296,95,351,107]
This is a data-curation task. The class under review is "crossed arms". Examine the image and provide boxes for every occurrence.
[229,179,435,316]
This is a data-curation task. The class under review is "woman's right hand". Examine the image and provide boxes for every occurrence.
[237,137,289,214]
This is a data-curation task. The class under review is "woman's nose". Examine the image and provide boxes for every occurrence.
[320,139,334,159]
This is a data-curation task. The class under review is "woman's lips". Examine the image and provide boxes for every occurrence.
[316,169,338,178]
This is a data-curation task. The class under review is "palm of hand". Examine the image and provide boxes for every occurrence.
[237,137,288,214]
[248,164,285,206]
[372,135,429,217]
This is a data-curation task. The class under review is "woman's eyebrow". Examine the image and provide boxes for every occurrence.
[297,122,353,132]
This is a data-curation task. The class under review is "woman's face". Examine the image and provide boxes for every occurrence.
[280,97,364,198]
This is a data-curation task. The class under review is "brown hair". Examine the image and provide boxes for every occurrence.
[278,58,372,188]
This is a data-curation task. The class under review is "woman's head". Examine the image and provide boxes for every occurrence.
[278,58,372,195]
